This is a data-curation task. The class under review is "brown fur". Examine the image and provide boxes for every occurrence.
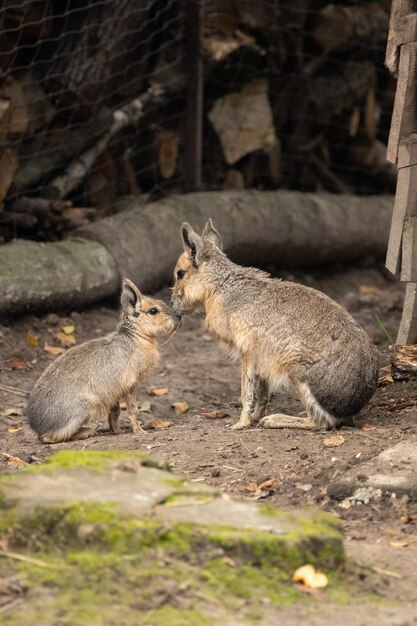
[171,220,380,431]
[28,279,180,443]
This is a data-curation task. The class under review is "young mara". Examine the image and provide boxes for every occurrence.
[28,279,181,443]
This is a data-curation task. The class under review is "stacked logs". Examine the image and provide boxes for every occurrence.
[0,0,397,242]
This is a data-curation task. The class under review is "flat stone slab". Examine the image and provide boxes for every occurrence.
[0,450,345,626]
[1,450,342,548]
[328,440,417,502]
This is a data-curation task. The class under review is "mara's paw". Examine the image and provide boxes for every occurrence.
[131,421,147,435]
[231,420,251,430]
[258,416,277,429]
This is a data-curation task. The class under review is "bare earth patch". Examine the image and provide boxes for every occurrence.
[1,261,417,623]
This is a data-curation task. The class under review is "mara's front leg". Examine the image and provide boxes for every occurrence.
[125,389,146,434]
[232,360,258,430]
[252,377,269,424]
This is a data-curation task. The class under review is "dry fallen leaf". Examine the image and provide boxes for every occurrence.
[323,434,344,447]
[61,325,75,335]
[284,445,298,452]
[7,426,22,433]
[5,357,31,370]
[148,388,169,396]
[378,366,394,386]
[241,478,278,498]
[171,401,189,415]
[25,330,39,347]
[400,514,414,524]
[139,400,152,413]
[149,418,172,429]
[292,564,328,589]
[43,344,65,357]
[201,410,229,419]
[242,482,259,493]
[361,424,376,432]
[378,374,394,386]
[258,478,277,490]
[389,540,409,548]
[377,365,393,385]
[358,285,383,296]
[56,331,76,347]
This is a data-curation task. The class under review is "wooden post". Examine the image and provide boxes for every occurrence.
[385,3,417,344]
[184,0,204,191]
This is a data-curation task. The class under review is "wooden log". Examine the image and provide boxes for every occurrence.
[0,147,18,212]
[208,80,278,165]
[391,344,417,380]
[46,85,164,199]
[0,239,119,315]
[0,99,11,145]
[184,0,204,190]
[397,283,417,344]
[0,191,394,315]
[13,109,114,193]
[313,4,389,54]
[1,75,54,136]
[386,42,417,164]
[3,0,53,40]
[88,149,118,215]
[45,0,155,112]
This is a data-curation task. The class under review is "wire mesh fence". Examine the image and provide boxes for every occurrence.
[0,0,395,242]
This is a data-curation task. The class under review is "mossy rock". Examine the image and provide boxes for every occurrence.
[0,450,347,625]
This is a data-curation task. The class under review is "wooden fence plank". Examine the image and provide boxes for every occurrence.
[386,41,417,164]
[401,216,417,281]
[397,282,417,344]
[386,163,417,275]
[386,1,417,75]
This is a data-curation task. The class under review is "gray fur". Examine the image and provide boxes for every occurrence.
[172,220,380,430]
[28,278,180,443]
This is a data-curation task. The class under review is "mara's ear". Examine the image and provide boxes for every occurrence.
[201,218,222,250]
[181,222,203,266]
[121,278,142,315]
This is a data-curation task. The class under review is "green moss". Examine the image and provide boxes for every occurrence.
[143,607,213,626]
[29,450,148,472]
[162,490,217,504]
[18,450,171,474]
[162,477,186,488]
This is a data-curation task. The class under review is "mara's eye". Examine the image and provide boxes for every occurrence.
[148,308,159,316]
[177,269,186,280]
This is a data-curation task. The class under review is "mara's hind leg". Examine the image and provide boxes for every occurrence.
[69,425,97,441]
[108,404,121,434]
[39,405,102,444]
[125,390,146,434]
[258,380,338,431]
[39,420,96,443]
[70,405,104,440]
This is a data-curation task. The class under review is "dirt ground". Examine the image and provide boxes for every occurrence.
[1,260,417,623]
